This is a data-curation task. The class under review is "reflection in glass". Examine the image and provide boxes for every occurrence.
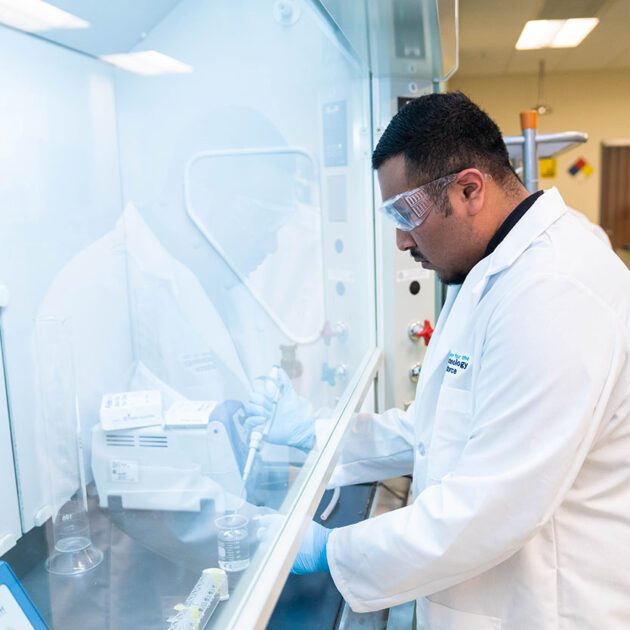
[35,316,103,575]
[2,0,376,625]
[184,149,325,343]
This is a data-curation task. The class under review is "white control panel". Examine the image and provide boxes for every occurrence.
[374,77,440,410]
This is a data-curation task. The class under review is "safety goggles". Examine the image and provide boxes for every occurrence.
[378,172,459,231]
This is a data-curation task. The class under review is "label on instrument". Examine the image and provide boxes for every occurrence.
[110,459,139,483]
[100,390,162,431]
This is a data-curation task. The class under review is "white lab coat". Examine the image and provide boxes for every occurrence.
[323,188,630,628]
[38,205,250,474]
[567,206,612,248]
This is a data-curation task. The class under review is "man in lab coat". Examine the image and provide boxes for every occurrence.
[269,92,630,628]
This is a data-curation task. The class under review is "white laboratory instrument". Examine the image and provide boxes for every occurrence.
[91,401,245,512]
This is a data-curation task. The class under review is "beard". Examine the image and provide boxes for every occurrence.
[437,269,468,286]
[409,248,468,286]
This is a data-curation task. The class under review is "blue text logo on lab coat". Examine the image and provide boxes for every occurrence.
[446,352,470,375]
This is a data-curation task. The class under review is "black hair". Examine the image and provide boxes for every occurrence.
[372,92,518,191]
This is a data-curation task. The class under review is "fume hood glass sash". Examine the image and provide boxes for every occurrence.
[212,347,383,629]
[184,147,326,345]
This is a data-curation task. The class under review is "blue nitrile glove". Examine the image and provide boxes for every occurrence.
[291,521,331,575]
[244,368,315,451]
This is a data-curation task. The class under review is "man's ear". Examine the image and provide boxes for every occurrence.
[453,169,485,216]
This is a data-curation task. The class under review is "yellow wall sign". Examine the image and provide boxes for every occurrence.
[539,157,556,178]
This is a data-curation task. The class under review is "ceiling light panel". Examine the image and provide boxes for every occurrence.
[100,51,193,76]
[0,0,89,32]
[515,18,599,50]
[516,20,563,50]
[552,18,600,48]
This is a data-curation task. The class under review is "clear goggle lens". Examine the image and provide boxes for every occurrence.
[378,173,458,231]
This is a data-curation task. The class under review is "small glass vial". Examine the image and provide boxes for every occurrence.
[215,514,250,572]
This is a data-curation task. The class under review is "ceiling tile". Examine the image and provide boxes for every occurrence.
[456,0,630,76]
[458,0,542,51]
[506,49,572,75]
[537,0,607,19]
[459,49,512,75]
[608,46,630,69]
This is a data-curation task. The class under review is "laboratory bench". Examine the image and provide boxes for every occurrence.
[4,479,415,629]
[4,484,374,629]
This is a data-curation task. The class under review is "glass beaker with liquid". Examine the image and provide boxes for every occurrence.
[215,514,249,572]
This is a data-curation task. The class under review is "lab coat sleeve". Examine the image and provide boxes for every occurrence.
[327,274,625,612]
[315,404,416,489]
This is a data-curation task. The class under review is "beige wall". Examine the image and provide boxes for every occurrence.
[449,69,630,225]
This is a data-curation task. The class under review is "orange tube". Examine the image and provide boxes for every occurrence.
[520,110,538,130]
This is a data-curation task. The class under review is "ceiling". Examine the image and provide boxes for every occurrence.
[14,0,182,57]
[457,0,630,76]
[6,0,629,78]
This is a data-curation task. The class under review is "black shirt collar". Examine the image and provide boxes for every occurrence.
[484,190,544,258]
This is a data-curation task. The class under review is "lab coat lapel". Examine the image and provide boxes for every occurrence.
[415,187,568,395]
[484,187,567,277]
[416,260,490,395]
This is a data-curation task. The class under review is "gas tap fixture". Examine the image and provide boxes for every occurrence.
[408,320,434,346]
[409,362,422,384]
[321,362,348,387]
[321,321,349,346]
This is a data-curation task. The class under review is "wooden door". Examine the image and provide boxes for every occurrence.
[601,143,630,251]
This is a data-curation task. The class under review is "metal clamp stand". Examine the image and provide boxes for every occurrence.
[503,110,588,193]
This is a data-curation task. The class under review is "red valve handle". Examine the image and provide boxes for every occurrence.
[414,320,434,346]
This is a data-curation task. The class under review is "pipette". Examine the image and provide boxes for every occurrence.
[241,366,283,491]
